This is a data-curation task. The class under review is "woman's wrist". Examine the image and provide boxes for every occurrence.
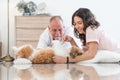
[66,57,76,63]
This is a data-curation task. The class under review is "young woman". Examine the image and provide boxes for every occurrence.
[53,8,120,63]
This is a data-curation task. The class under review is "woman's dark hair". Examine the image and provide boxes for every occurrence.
[72,8,100,39]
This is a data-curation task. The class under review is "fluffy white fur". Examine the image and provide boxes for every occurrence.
[52,40,68,57]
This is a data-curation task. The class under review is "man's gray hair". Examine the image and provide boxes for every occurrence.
[50,16,63,22]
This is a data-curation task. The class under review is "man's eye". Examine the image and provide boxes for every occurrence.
[59,29,62,31]
[52,30,56,32]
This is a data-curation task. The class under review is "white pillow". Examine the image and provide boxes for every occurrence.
[78,50,120,63]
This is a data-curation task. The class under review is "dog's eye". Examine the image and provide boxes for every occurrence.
[78,52,83,55]
[71,52,76,58]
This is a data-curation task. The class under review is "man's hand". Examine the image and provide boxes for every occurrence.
[62,35,73,42]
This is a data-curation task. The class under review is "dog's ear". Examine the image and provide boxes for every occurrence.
[12,45,34,58]
[12,46,19,55]
[12,45,26,55]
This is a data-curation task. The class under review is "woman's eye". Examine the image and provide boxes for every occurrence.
[78,22,82,25]
[73,23,76,26]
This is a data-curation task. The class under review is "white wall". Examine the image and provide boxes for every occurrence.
[0,0,120,57]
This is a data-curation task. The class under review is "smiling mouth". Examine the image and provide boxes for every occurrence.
[54,36,62,40]
[78,29,84,33]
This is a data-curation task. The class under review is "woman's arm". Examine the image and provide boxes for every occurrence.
[69,41,98,62]
[53,41,98,63]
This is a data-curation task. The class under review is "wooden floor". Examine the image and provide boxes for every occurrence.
[0,62,120,80]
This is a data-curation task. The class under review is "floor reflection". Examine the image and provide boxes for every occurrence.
[14,64,96,80]
[0,62,120,80]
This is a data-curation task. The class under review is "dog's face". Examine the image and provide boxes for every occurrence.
[69,46,83,58]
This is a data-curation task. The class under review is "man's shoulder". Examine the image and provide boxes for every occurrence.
[41,28,50,36]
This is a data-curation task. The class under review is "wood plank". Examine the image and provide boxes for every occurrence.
[15,16,51,28]
[15,16,51,48]
[16,28,44,40]
[16,41,38,48]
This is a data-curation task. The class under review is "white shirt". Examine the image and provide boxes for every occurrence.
[37,27,82,49]
[86,27,119,51]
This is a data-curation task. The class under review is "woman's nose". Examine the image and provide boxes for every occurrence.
[75,24,80,29]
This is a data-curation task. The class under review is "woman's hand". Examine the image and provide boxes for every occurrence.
[52,56,67,64]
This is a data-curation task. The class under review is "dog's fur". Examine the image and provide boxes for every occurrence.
[16,45,33,59]
[13,45,55,64]
[32,48,55,64]
[13,44,83,64]
[69,46,83,58]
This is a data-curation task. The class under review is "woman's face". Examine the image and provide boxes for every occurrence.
[73,16,84,33]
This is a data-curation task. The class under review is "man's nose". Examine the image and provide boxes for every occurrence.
[56,30,61,36]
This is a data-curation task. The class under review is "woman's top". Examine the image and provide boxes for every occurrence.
[86,27,119,51]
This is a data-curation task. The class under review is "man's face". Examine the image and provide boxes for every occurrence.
[49,19,64,40]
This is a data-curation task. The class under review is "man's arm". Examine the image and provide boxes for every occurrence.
[37,28,51,49]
